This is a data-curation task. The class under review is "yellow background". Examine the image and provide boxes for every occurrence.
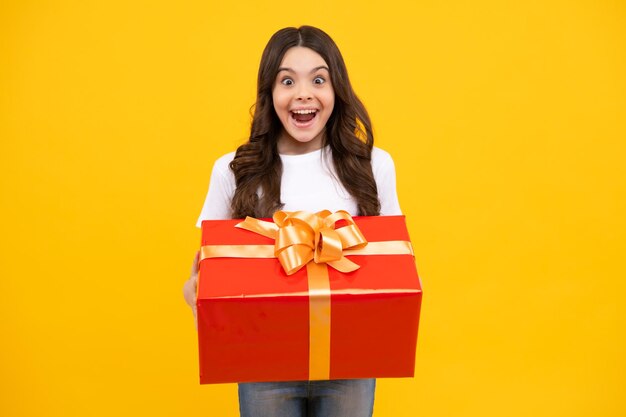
[1,1,625,416]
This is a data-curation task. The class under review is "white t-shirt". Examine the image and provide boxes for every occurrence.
[196,146,401,226]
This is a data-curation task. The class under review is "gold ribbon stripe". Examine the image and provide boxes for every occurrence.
[201,240,413,261]
[306,262,331,380]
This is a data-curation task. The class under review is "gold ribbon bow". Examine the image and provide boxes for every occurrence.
[200,210,413,380]
[236,210,368,275]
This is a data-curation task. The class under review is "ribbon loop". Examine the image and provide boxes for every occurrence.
[315,227,343,263]
[276,224,314,250]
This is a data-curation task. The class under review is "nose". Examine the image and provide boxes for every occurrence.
[296,83,313,101]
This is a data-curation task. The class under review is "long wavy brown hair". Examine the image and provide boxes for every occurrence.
[230,26,380,218]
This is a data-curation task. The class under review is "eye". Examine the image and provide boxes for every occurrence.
[313,76,326,85]
[280,78,294,86]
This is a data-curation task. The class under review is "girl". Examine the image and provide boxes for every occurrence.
[183,25,402,417]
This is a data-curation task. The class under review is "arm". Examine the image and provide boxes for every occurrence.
[185,153,236,327]
[372,147,403,215]
[182,251,199,329]
[195,152,237,226]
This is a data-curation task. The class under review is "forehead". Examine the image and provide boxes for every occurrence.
[279,47,329,72]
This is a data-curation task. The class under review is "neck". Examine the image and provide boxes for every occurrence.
[277,130,325,155]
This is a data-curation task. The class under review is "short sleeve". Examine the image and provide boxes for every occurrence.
[196,152,237,227]
[372,147,402,216]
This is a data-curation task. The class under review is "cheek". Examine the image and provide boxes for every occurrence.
[321,87,335,105]
[323,91,335,112]
[272,91,289,116]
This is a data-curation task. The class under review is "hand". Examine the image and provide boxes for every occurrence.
[183,251,200,329]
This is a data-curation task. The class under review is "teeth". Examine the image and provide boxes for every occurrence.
[292,109,317,114]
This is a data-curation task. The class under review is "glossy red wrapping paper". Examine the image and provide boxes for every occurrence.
[197,215,422,384]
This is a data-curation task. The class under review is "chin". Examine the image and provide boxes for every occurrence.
[285,130,323,144]
[293,136,319,144]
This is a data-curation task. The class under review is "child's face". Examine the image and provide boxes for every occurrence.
[272,47,335,154]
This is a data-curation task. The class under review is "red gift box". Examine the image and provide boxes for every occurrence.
[197,212,422,384]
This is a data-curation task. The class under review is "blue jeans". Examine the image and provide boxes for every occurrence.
[238,379,376,417]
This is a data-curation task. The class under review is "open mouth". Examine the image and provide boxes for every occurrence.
[290,109,318,125]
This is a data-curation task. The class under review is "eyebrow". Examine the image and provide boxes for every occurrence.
[276,65,330,74]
